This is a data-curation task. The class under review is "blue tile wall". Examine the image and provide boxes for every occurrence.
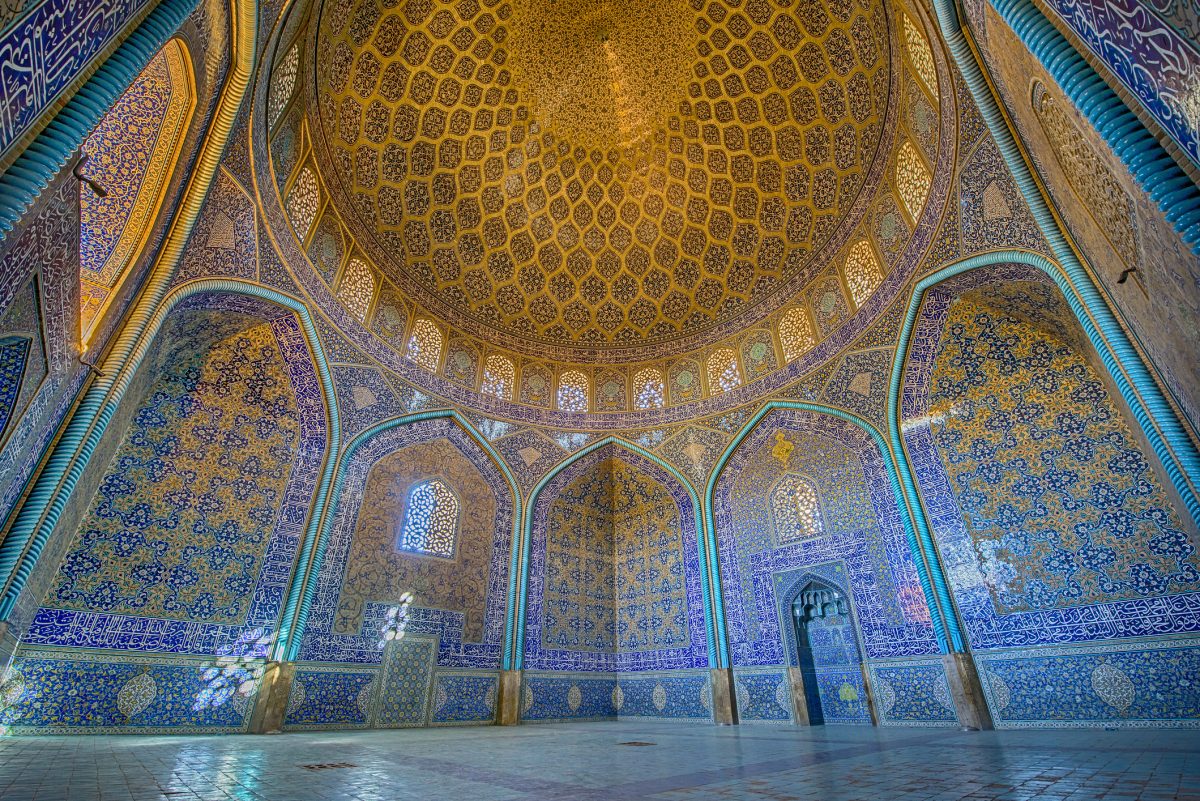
[522,673,617,721]
[523,445,709,673]
[298,417,513,670]
[899,266,1200,726]
[868,659,958,727]
[284,666,376,729]
[0,0,152,156]
[0,649,253,734]
[431,672,497,724]
[734,669,793,723]
[811,666,873,725]
[712,411,940,667]
[977,639,1200,728]
[1035,0,1200,167]
[616,671,713,721]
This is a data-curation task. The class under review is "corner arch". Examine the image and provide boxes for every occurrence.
[889,250,1200,534]
[0,280,341,654]
[706,401,965,667]
[516,437,716,670]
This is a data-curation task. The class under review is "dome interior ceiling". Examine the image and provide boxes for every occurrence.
[313,0,892,356]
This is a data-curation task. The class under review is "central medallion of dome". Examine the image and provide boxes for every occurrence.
[507,0,698,152]
[311,0,893,358]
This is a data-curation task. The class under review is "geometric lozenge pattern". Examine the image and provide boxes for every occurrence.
[927,286,1199,614]
[47,323,301,626]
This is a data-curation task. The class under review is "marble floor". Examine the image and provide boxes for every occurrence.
[0,722,1196,801]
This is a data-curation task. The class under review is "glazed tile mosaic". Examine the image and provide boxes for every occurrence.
[299,417,513,669]
[1,0,1199,751]
[523,445,709,673]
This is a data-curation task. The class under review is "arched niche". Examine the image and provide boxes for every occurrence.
[521,443,708,675]
[512,443,711,722]
[297,416,515,669]
[898,263,1200,726]
[5,294,330,733]
[712,408,951,725]
[284,416,515,730]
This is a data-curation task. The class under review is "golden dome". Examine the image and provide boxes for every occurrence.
[311,0,891,357]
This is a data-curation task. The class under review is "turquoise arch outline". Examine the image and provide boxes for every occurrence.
[704,401,962,666]
[281,409,524,667]
[889,250,1200,535]
[924,0,1200,512]
[0,280,342,651]
[513,438,717,671]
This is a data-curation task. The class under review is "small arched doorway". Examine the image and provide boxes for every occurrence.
[790,579,870,725]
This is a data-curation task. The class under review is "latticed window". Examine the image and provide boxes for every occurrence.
[896,141,932,222]
[268,43,299,127]
[406,318,443,371]
[337,257,375,322]
[779,307,816,361]
[398,479,458,558]
[772,475,824,542]
[843,240,883,308]
[557,370,589,411]
[632,367,665,409]
[286,167,319,240]
[707,348,741,392]
[904,14,938,98]
[481,354,515,399]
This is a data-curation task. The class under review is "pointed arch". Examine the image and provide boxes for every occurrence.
[288,409,522,665]
[890,251,1200,534]
[516,437,717,670]
[706,401,965,668]
[0,280,341,657]
[0,0,258,637]
[78,37,196,346]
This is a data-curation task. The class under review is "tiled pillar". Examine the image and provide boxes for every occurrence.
[942,652,994,730]
[0,622,14,678]
[248,661,296,734]
[859,663,880,726]
[786,666,812,726]
[495,669,523,725]
[710,668,736,725]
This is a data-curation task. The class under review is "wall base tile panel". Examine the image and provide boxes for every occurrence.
[0,648,255,734]
[868,658,959,726]
[976,638,1200,728]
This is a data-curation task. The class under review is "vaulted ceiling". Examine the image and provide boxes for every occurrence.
[311,0,892,357]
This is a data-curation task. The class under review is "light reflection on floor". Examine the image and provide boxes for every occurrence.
[0,721,1196,800]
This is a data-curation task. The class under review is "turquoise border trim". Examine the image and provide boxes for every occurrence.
[989,0,1200,255]
[706,402,961,662]
[0,0,200,236]
[890,250,1200,532]
[279,409,523,666]
[929,2,1200,518]
[513,438,718,671]
[0,280,342,629]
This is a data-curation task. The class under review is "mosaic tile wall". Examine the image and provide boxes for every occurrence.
[713,410,940,666]
[0,0,153,157]
[867,659,958,726]
[1034,0,1200,168]
[297,417,514,669]
[2,310,329,733]
[901,268,1200,726]
[523,670,713,722]
[283,635,499,729]
[523,445,709,673]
